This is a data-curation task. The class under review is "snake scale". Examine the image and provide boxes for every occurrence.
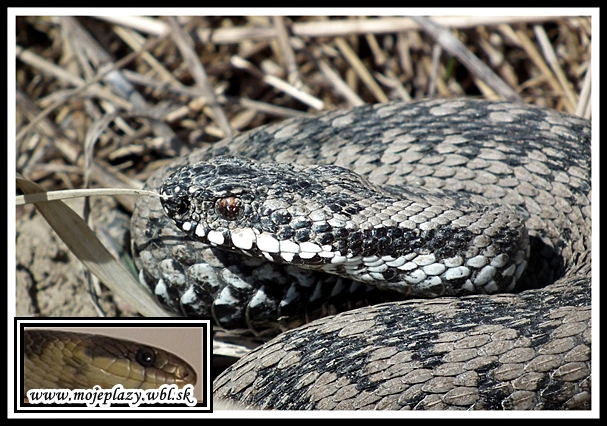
[131,99,591,410]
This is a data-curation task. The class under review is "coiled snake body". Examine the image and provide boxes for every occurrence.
[131,99,591,410]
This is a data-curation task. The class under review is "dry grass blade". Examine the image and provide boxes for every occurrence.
[16,22,170,143]
[167,17,233,139]
[16,187,161,205]
[15,176,172,317]
[231,56,325,110]
[577,63,592,118]
[412,16,523,103]
[334,37,390,103]
[533,25,578,112]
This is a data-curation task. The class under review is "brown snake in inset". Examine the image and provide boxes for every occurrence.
[23,329,196,393]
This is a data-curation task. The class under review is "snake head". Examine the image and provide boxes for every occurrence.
[159,156,286,242]
[158,155,391,260]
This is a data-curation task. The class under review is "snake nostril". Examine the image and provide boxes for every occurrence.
[174,198,190,218]
[135,347,157,367]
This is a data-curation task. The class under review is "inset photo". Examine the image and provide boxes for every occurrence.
[14,318,212,413]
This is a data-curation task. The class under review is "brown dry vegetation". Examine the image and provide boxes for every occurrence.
[15,15,592,318]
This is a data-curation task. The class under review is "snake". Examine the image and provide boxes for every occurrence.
[130,98,591,410]
[23,329,197,393]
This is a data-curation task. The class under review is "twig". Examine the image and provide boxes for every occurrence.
[412,16,523,103]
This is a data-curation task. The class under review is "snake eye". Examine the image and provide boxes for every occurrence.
[216,196,242,220]
[136,347,156,367]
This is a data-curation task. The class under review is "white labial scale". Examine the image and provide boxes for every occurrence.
[299,241,322,253]
[331,255,348,264]
[257,233,280,253]
[358,273,375,282]
[505,276,517,292]
[281,252,295,262]
[207,230,224,245]
[483,280,499,293]
[321,264,338,273]
[182,222,192,232]
[195,224,206,238]
[279,240,300,254]
[344,262,360,270]
[231,228,256,250]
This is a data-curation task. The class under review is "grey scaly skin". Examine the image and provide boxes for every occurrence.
[160,157,529,299]
[131,99,591,409]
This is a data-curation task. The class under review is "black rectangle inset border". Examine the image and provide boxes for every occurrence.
[14,317,213,414]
